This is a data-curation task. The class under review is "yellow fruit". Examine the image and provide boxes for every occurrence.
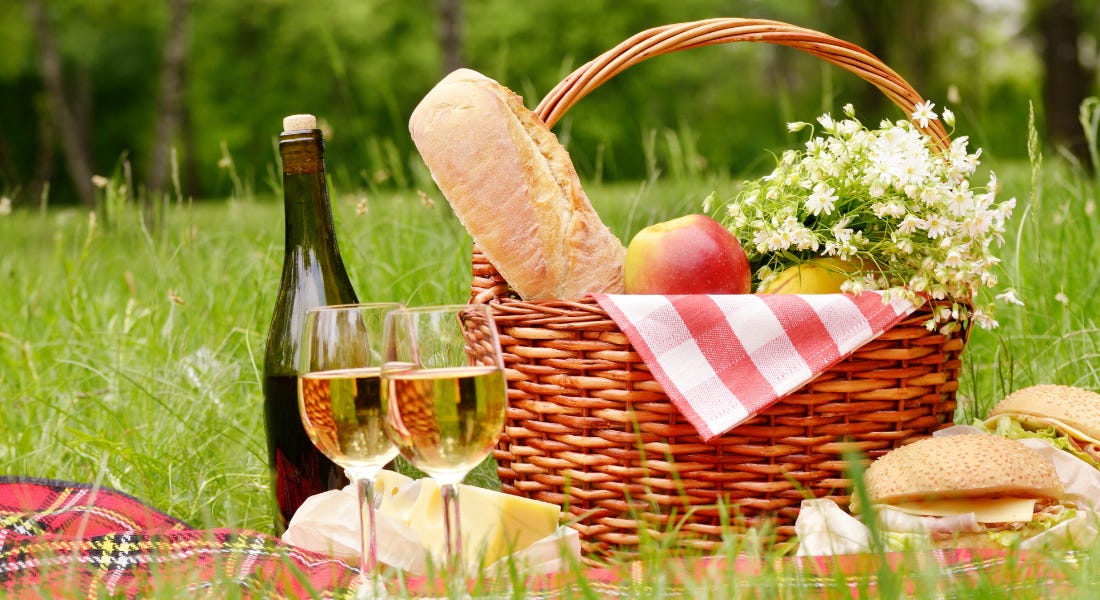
[759,258,861,294]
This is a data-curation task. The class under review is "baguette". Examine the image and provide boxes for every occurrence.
[409,68,625,300]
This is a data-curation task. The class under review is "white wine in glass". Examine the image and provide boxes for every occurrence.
[380,304,507,577]
[298,302,402,598]
[299,367,394,468]
[383,366,506,480]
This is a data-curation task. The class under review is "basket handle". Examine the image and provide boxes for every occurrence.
[534,18,950,151]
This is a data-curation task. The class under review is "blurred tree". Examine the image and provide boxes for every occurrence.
[0,0,55,207]
[1035,0,1094,164]
[29,102,56,207]
[146,0,192,204]
[25,0,95,209]
[437,0,464,75]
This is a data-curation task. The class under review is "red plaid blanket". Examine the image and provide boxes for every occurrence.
[0,477,1082,598]
[0,476,358,598]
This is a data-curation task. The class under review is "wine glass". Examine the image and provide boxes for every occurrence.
[298,302,402,598]
[379,304,508,577]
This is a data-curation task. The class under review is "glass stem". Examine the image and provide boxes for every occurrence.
[441,482,462,572]
[356,474,379,582]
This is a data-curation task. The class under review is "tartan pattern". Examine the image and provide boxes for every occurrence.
[0,476,1079,597]
[0,477,359,599]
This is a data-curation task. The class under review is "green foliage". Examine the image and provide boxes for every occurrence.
[3,0,1095,206]
[955,112,1100,421]
[0,186,474,531]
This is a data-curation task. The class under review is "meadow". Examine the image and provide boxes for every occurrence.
[2,116,1100,596]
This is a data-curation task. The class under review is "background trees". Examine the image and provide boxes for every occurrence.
[0,0,1096,208]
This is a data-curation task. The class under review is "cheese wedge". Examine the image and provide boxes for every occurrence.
[884,497,1037,524]
[404,478,561,568]
[373,470,417,522]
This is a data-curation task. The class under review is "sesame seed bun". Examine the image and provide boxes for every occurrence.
[991,384,1100,442]
[852,434,1063,513]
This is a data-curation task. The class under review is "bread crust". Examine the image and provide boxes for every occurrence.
[409,69,625,300]
[992,384,1100,442]
[855,434,1063,511]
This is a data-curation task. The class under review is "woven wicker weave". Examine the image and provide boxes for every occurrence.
[469,18,967,559]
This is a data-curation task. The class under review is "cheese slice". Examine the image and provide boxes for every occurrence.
[373,470,417,521]
[877,506,982,534]
[1009,413,1100,446]
[885,497,1037,523]
[403,478,561,568]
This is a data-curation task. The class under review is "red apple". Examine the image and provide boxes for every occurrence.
[624,214,752,295]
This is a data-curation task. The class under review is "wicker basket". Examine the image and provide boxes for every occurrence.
[469,18,966,559]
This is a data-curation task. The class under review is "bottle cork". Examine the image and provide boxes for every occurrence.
[282,114,317,132]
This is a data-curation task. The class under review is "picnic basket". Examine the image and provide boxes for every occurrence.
[469,18,967,559]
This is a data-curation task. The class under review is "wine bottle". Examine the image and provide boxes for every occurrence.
[262,114,357,534]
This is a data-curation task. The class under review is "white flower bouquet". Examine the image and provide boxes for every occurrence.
[709,102,1017,331]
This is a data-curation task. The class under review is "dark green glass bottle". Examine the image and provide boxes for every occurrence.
[262,114,357,534]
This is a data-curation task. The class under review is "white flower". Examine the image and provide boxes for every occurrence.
[841,279,865,294]
[788,121,809,133]
[806,137,829,156]
[892,234,914,254]
[805,182,837,216]
[995,289,1025,306]
[884,202,908,219]
[790,227,819,251]
[944,248,965,268]
[720,104,1014,330]
[962,210,993,238]
[0,196,10,216]
[837,119,861,137]
[945,183,975,217]
[970,309,997,330]
[832,217,854,241]
[925,214,950,239]
[898,215,926,234]
[868,178,888,198]
[911,101,938,128]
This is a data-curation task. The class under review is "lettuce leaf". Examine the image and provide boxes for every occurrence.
[883,531,930,552]
[986,506,1076,548]
[975,415,1100,469]
[884,506,1077,550]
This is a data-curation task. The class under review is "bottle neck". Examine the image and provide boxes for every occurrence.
[279,130,336,249]
[264,127,358,378]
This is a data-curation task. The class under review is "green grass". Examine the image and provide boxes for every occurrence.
[1,144,1099,596]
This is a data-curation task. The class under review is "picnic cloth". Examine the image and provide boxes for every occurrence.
[0,476,1083,598]
[591,292,915,441]
[0,476,357,598]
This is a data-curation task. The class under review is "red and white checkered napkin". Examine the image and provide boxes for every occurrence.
[590,292,917,441]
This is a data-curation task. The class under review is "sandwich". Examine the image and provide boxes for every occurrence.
[850,434,1075,549]
[979,384,1100,469]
